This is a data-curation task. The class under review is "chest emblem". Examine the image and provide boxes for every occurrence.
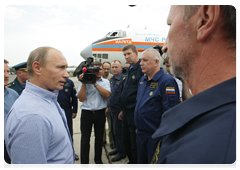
[149,91,154,97]
[132,75,135,79]
[65,89,69,92]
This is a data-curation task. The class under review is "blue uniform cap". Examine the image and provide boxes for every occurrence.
[12,61,27,71]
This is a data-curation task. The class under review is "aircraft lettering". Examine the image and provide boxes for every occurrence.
[162,37,166,42]
[145,37,160,42]
[115,40,132,44]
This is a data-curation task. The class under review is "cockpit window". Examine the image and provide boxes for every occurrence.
[110,32,118,36]
[103,30,126,38]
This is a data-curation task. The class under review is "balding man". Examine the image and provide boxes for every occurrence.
[4,47,75,164]
[152,5,236,164]
[134,48,179,164]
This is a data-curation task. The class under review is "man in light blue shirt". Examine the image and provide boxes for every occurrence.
[77,61,111,164]
[4,47,75,164]
[4,59,19,164]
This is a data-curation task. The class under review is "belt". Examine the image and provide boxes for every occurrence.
[83,108,105,114]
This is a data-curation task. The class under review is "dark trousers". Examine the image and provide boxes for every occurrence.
[110,110,126,157]
[4,142,11,164]
[122,109,138,164]
[63,108,73,140]
[136,134,159,164]
[80,109,105,164]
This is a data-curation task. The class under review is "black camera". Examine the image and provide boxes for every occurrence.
[122,66,129,75]
[153,44,163,56]
[73,57,100,84]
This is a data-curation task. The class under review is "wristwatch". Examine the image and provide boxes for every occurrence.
[94,83,99,88]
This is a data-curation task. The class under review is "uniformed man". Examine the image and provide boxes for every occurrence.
[106,60,126,162]
[6,61,29,95]
[151,5,236,164]
[57,78,79,161]
[119,44,144,164]
[134,48,179,164]
[102,62,114,149]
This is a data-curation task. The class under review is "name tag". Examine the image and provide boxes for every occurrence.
[150,83,158,89]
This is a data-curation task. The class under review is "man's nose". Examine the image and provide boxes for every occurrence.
[162,36,168,53]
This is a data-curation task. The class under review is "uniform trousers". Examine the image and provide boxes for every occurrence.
[80,109,105,164]
[136,134,159,164]
[62,108,73,140]
[122,108,138,164]
[110,110,126,157]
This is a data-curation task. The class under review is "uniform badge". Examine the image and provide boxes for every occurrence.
[166,87,175,94]
[116,81,120,85]
[65,89,69,92]
[73,86,76,91]
[150,83,158,89]
[132,75,135,79]
[123,77,126,80]
[64,83,69,86]
[149,91,154,97]
[140,82,143,85]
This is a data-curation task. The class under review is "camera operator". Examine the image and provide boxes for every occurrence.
[77,61,111,164]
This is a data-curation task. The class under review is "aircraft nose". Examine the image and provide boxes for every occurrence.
[80,44,92,59]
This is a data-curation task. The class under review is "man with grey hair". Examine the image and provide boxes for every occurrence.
[152,5,236,164]
[134,48,179,164]
[4,46,75,164]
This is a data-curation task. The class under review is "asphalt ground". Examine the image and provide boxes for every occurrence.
[8,75,129,164]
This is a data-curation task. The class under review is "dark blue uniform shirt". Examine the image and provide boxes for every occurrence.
[152,77,236,164]
[108,72,126,112]
[120,59,144,111]
[57,79,78,113]
[6,77,25,95]
[134,68,179,137]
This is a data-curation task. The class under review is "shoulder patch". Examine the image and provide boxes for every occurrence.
[6,82,15,88]
[166,87,175,94]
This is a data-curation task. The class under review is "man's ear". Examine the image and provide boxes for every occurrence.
[32,61,41,75]
[197,5,220,42]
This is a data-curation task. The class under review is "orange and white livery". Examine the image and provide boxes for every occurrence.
[80,27,167,67]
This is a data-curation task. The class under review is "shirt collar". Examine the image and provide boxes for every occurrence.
[152,77,236,139]
[143,68,164,81]
[4,86,9,96]
[25,81,59,103]
[114,72,124,80]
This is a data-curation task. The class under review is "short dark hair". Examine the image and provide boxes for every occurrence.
[122,44,138,53]
[93,61,102,67]
[103,61,111,67]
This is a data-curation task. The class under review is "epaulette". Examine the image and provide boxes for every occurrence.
[6,82,15,88]
[123,77,126,80]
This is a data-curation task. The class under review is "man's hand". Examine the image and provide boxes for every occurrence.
[105,107,109,117]
[118,111,123,120]
[79,73,84,81]
[72,113,77,119]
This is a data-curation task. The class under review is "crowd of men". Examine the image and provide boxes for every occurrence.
[4,5,236,164]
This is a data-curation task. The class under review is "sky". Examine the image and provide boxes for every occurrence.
[3,3,171,67]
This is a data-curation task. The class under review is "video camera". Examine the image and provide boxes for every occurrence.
[122,66,129,75]
[153,44,163,56]
[74,57,100,84]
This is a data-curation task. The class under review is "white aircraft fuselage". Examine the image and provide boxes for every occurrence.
[80,28,167,69]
